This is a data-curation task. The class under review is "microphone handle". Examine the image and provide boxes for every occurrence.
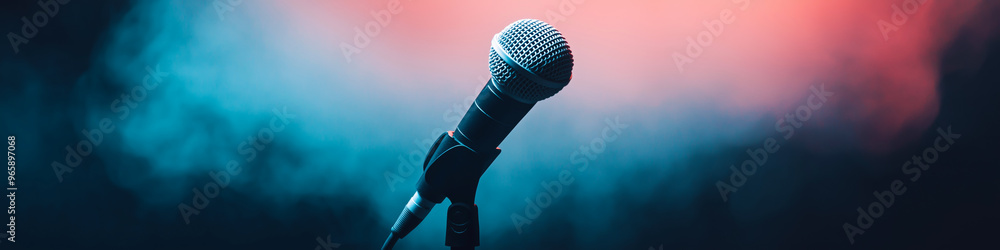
[453,79,534,153]
[383,77,533,249]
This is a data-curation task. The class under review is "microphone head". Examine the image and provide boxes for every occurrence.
[489,19,574,103]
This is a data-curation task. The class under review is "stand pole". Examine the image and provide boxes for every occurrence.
[446,202,479,249]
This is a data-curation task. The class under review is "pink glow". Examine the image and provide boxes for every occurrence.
[270,0,996,152]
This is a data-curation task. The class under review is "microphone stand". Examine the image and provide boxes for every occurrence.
[416,130,501,249]
[387,79,536,250]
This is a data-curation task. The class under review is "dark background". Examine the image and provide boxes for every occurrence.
[1,1,998,249]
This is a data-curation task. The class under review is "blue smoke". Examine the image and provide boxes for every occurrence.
[9,0,993,249]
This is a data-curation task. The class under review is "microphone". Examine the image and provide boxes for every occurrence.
[383,19,574,250]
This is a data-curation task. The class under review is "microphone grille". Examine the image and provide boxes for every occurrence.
[489,19,574,103]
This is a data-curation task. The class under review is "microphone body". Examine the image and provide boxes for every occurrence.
[390,82,523,245]
[384,19,574,250]
[454,79,535,153]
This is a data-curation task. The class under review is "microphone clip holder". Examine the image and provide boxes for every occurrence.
[416,130,501,250]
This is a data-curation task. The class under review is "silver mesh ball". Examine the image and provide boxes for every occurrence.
[489,19,574,103]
